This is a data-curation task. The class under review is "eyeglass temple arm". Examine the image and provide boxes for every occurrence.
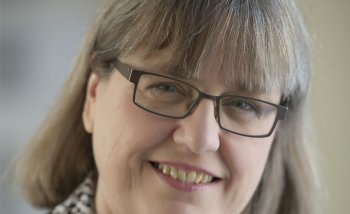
[281,99,289,107]
[277,99,289,121]
[112,60,132,81]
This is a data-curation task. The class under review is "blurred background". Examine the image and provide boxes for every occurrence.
[0,0,349,213]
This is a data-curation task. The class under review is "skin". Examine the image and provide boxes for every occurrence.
[82,48,281,214]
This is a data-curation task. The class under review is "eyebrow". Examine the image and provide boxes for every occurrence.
[142,63,187,78]
[129,61,267,97]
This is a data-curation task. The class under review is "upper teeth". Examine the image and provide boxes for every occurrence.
[156,163,214,184]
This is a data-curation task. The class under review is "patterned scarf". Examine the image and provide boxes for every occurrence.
[50,173,96,214]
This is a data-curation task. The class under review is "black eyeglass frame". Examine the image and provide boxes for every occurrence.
[112,60,288,138]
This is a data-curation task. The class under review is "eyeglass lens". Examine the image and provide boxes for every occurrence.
[134,74,278,136]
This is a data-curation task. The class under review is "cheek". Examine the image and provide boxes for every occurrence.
[92,77,176,173]
[219,132,274,201]
[221,136,273,175]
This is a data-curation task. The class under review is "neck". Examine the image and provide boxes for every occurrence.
[95,179,114,214]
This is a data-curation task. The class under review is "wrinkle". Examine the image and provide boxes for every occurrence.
[108,131,122,159]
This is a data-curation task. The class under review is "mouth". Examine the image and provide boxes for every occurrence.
[151,161,219,184]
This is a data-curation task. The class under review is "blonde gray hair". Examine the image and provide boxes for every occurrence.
[16,0,321,213]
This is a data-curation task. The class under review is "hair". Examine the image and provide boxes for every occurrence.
[16,0,321,213]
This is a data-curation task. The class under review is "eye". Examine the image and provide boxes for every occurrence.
[157,83,176,92]
[231,101,252,109]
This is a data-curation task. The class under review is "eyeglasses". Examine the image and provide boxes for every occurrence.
[111,60,288,138]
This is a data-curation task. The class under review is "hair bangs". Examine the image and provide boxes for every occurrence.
[96,0,310,99]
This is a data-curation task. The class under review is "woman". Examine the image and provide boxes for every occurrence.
[16,0,321,213]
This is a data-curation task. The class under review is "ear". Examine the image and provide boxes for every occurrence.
[83,73,101,134]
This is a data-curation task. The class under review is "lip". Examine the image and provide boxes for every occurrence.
[150,162,220,192]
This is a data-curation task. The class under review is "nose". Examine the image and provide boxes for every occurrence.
[172,99,220,154]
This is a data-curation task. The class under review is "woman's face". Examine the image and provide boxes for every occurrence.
[83,49,281,214]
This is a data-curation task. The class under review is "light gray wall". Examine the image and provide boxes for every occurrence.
[1,0,102,213]
[298,0,350,213]
[1,0,349,214]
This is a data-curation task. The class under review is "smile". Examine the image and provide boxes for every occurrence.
[152,162,217,184]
